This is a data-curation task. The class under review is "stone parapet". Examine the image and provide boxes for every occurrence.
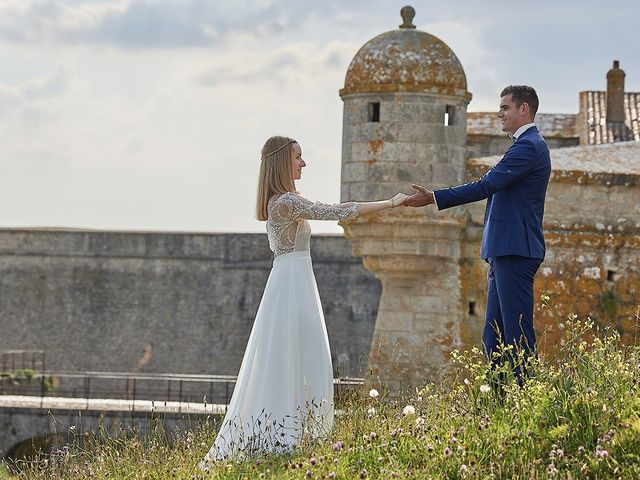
[341,215,465,388]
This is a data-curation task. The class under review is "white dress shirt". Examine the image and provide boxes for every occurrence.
[510,122,536,141]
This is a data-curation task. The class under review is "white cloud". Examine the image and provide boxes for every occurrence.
[0,0,332,48]
[0,0,639,233]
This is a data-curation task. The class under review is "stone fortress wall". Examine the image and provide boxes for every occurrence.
[467,142,640,352]
[0,231,380,378]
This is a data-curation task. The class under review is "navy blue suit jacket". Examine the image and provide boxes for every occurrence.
[434,126,551,260]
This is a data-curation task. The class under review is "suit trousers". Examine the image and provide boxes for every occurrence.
[483,255,542,376]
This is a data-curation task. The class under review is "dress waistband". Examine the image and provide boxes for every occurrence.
[273,250,311,265]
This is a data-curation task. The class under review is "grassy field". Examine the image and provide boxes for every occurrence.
[3,310,640,479]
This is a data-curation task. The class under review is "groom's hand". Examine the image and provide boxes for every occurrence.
[404,184,435,207]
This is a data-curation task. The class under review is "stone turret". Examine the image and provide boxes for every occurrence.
[339,6,472,390]
[606,60,625,123]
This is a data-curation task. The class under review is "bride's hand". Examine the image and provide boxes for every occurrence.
[390,192,409,208]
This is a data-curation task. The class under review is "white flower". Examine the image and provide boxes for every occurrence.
[479,384,491,394]
[369,389,379,398]
[367,407,376,415]
[463,378,470,386]
[402,405,416,416]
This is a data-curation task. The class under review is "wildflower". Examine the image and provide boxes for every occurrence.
[306,470,312,478]
[367,407,376,416]
[596,447,609,458]
[369,389,379,398]
[309,457,317,466]
[369,431,377,440]
[460,464,469,474]
[577,446,585,454]
[328,473,336,480]
[332,441,344,451]
[426,444,434,453]
[479,384,491,394]
[415,417,425,427]
[444,447,452,457]
[556,448,564,459]
[546,463,558,476]
[402,405,416,416]
[449,436,457,444]
[360,468,368,478]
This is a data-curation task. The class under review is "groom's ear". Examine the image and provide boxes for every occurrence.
[519,102,531,118]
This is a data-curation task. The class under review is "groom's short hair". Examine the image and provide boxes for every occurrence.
[500,85,539,118]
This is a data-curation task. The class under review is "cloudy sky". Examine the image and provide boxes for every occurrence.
[1,0,638,234]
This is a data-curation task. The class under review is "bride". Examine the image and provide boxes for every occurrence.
[201,136,407,464]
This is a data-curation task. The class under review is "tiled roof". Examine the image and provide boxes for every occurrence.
[580,91,640,144]
[470,140,640,175]
[467,112,578,138]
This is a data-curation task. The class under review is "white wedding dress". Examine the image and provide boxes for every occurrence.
[201,192,359,463]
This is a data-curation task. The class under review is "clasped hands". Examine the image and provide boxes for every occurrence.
[391,184,435,208]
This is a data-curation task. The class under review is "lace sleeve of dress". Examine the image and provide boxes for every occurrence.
[276,192,359,221]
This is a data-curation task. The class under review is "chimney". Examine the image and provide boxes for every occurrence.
[606,60,625,123]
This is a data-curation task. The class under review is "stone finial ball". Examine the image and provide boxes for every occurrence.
[400,6,416,29]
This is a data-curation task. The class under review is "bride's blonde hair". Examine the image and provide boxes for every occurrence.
[256,135,297,221]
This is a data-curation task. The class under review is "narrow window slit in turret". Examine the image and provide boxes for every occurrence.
[444,106,455,126]
[368,102,380,122]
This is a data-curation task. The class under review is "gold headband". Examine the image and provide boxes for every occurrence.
[261,140,295,160]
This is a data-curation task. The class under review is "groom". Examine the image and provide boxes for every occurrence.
[405,85,551,380]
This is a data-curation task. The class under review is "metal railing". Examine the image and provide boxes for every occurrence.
[1,370,364,405]
[0,350,45,373]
